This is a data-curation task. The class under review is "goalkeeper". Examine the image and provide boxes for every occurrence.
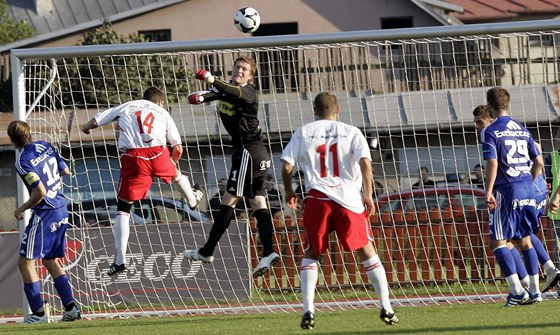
[81,86,202,277]
[185,55,279,277]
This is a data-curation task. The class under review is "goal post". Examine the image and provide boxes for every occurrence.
[11,19,560,320]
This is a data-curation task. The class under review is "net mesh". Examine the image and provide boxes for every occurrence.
[17,28,560,319]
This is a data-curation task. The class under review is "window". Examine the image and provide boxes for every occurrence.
[453,193,486,210]
[253,23,299,94]
[381,17,412,51]
[139,29,171,42]
[403,194,449,212]
[381,17,413,30]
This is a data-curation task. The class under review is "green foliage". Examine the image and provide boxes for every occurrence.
[4,301,560,334]
[0,0,35,112]
[0,0,35,45]
[57,21,192,107]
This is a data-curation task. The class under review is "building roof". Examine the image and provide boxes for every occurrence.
[444,0,560,23]
[1,0,186,53]
[6,0,181,35]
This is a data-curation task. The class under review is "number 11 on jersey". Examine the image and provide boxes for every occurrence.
[317,143,339,178]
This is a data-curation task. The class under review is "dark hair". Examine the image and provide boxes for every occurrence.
[313,92,338,117]
[143,86,165,103]
[486,87,510,114]
[472,105,491,120]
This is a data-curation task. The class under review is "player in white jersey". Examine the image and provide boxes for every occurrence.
[281,92,397,329]
[81,86,202,276]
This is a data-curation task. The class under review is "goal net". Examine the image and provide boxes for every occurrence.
[12,20,560,319]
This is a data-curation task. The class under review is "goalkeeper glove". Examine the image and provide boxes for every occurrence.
[194,69,215,84]
[188,93,203,104]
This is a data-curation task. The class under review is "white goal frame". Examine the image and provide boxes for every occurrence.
[10,18,560,321]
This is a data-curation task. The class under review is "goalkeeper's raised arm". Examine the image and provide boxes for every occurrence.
[183,55,279,278]
[188,67,258,105]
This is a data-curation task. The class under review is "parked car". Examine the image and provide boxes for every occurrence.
[67,194,209,227]
[68,207,148,227]
[375,186,486,215]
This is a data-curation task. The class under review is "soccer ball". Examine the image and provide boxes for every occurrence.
[233,7,260,33]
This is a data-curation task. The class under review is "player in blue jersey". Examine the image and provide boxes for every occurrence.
[8,121,81,324]
[481,87,545,306]
[474,105,560,296]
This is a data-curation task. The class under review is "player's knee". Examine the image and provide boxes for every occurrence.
[117,199,133,213]
[172,172,182,183]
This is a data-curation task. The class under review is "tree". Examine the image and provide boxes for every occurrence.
[0,0,35,111]
[58,21,192,107]
[0,0,35,45]
[6,20,193,112]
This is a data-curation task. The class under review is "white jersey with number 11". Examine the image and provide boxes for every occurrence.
[281,119,371,213]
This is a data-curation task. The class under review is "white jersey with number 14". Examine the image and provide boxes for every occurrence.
[94,99,181,151]
[281,119,371,213]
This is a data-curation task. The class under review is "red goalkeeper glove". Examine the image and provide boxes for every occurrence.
[194,69,215,84]
[188,93,203,104]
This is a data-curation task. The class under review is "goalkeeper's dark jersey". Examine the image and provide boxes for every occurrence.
[200,79,262,148]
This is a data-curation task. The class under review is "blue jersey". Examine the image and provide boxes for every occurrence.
[16,141,68,210]
[481,116,540,187]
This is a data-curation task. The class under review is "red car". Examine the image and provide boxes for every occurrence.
[375,186,486,216]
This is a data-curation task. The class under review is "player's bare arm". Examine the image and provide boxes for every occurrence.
[81,118,99,134]
[281,160,298,210]
[547,185,560,213]
[359,157,375,217]
[14,182,46,220]
[484,158,498,210]
[531,155,544,181]
[60,166,71,177]
[171,144,183,164]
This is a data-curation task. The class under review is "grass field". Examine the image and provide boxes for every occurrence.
[2,300,560,335]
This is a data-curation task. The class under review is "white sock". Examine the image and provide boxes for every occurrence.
[519,275,530,289]
[505,274,525,295]
[300,258,318,314]
[543,260,557,274]
[174,174,197,208]
[113,212,130,266]
[528,274,541,295]
[363,254,393,314]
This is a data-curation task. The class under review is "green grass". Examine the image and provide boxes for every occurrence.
[2,300,560,335]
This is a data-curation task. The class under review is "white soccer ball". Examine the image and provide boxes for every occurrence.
[233,7,261,33]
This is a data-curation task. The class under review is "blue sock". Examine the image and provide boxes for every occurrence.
[493,246,517,277]
[530,234,550,264]
[53,274,74,306]
[23,281,43,313]
[522,248,539,276]
[510,247,528,279]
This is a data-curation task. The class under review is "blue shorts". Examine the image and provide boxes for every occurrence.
[20,207,69,260]
[533,181,547,218]
[489,181,538,241]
